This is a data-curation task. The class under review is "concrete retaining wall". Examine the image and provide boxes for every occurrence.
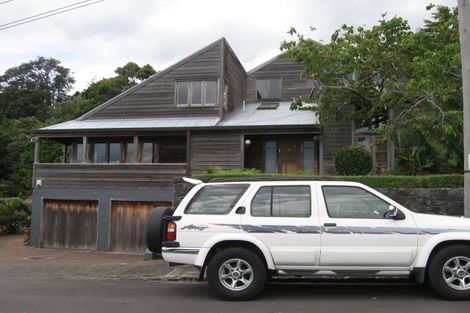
[377,188,464,216]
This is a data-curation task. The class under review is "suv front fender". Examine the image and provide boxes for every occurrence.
[414,232,470,268]
[194,234,276,270]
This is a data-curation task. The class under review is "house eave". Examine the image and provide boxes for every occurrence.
[33,124,320,138]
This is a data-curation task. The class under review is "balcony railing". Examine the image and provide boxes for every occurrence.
[33,163,187,189]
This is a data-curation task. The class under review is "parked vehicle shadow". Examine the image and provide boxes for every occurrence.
[174,281,470,313]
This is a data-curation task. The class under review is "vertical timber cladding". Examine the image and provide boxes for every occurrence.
[190,132,242,173]
[322,120,354,174]
[110,201,171,252]
[41,200,98,250]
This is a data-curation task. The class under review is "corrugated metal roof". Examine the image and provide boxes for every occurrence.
[38,102,318,132]
[39,116,221,131]
[218,102,318,127]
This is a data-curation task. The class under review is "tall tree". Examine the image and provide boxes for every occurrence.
[0,57,75,121]
[115,61,156,85]
[281,4,462,174]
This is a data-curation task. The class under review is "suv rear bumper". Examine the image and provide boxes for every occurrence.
[162,247,202,265]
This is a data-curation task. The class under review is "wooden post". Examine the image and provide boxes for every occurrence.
[186,131,191,175]
[32,138,40,188]
[458,0,470,217]
[133,135,139,163]
[62,144,67,163]
[387,109,395,171]
[34,139,40,164]
[82,136,88,163]
[240,132,245,170]
[319,136,324,175]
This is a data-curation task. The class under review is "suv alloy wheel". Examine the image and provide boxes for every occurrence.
[207,248,266,300]
[428,245,470,300]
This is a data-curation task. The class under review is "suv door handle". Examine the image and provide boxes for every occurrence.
[323,223,337,227]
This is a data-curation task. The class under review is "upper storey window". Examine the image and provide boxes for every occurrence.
[177,80,217,107]
[256,78,281,100]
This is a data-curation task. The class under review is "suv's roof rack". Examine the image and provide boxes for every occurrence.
[207,176,342,183]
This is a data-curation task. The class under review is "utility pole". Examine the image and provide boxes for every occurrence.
[458,0,470,217]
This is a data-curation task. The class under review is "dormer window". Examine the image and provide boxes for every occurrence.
[256,78,281,100]
[176,80,217,107]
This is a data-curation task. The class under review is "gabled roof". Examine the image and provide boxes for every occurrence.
[78,37,226,121]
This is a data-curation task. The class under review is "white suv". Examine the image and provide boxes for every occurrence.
[147,179,470,300]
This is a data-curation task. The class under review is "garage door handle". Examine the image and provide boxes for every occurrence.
[323,223,337,227]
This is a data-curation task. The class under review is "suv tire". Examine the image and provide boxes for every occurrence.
[428,245,470,300]
[146,207,173,253]
[207,247,266,301]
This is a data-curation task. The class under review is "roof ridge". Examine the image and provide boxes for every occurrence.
[246,55,280,75]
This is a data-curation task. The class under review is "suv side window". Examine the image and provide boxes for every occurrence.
[185,184,249,215]
[322,186,391,219]
[251,186,311,217]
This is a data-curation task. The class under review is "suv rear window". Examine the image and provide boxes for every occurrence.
[184,184,249,215]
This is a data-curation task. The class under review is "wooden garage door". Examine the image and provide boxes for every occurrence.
[110,201,171,252]
[41,200,98,250]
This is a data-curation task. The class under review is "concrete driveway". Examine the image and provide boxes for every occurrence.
[0,235,198,281]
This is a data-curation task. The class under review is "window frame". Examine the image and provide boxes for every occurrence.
[250,185,312,218]
[184,184,250,215]
[140,140,157,163]
[125,141,135,163]
[302,140,316,173]
[90,141,123,164]
[321,185,395,220]
[176,80,218,107]
[71,142,83,163]
[255,78,282,100]
[264,140,278,173]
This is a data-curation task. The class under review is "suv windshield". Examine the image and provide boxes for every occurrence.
[185,184,249,214]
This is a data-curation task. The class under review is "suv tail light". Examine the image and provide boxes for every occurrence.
[166,222,177,241]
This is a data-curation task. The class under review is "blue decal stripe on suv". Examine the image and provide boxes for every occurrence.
[214,224,470,235]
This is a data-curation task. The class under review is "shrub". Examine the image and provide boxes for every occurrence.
[194,170,463,188]
[341,174,464,188]
[334,146,372,176]
[0,198,31,234]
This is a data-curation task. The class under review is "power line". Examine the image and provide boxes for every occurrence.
[0,0,104,31]
[0,0,15,5]
[0,0,95,29]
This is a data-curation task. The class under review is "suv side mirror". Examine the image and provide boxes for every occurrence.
[388,205,398,218]
[387,205,405,220]
[235,206,246,214]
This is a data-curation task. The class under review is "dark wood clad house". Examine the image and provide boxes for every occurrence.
[31,38,352,252]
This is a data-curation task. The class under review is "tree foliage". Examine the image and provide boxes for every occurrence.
[115,61,156,85]
[0,117,41,197]
[281,4,462,174]
[0,57,75,121]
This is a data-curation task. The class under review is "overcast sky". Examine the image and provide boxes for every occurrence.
[0,0,457,92]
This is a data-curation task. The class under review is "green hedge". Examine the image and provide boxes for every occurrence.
[339,175,463,188]
[194,170,463,188]
[0,198,31,235]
